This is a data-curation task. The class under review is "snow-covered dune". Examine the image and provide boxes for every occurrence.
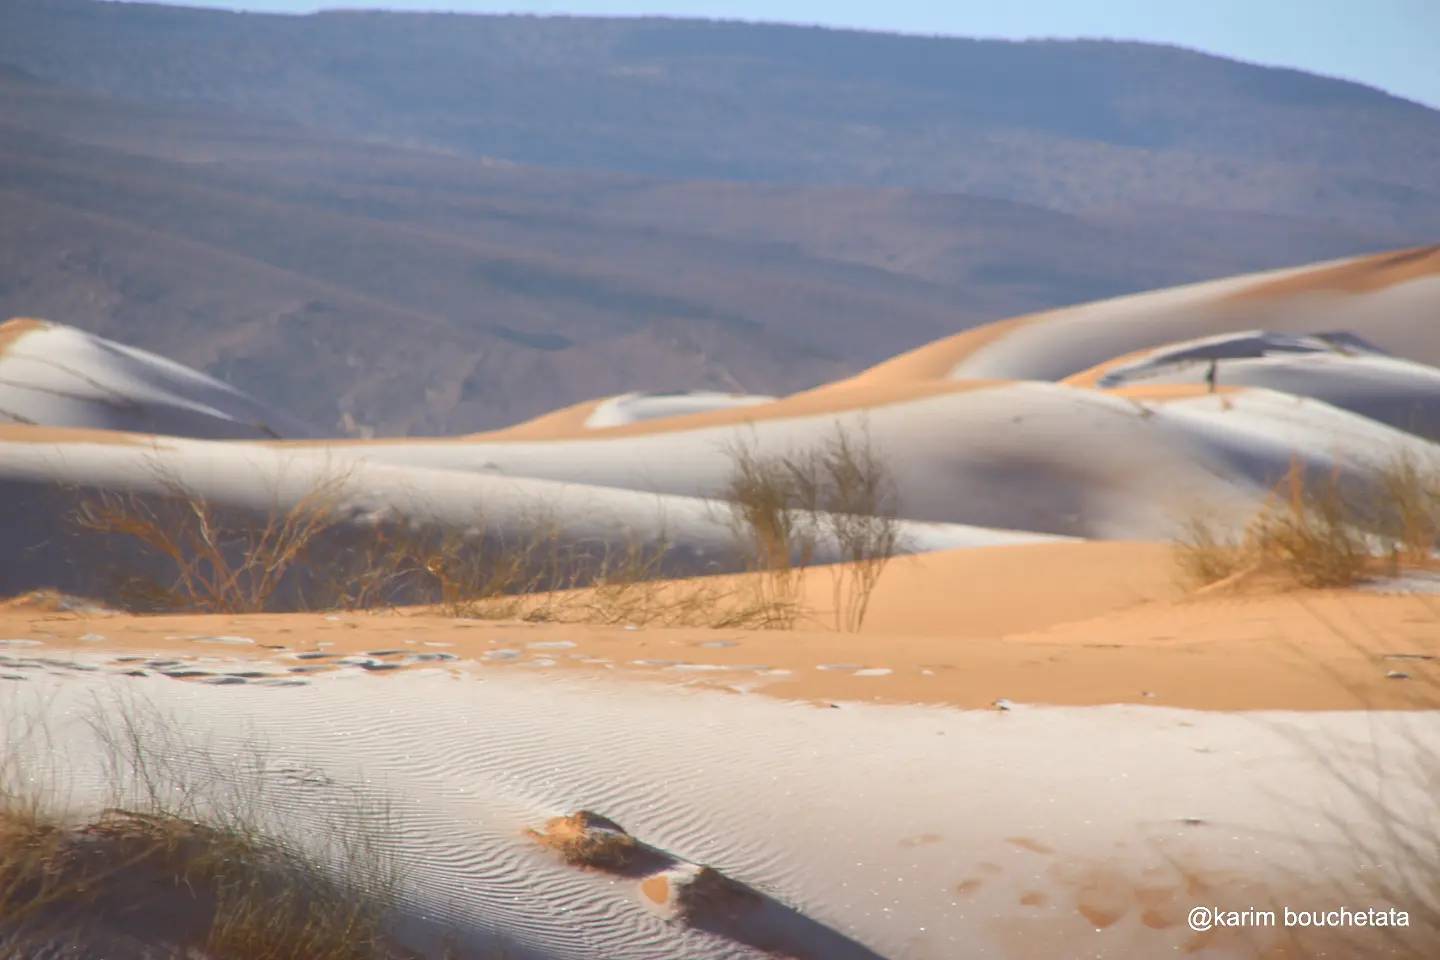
[330,381,1440,539]
[1067,329,1440,439]
[5,665,1434,959]
[0,319,317,439]
[6,246,1440,600]
[0,425,1055,599]
[583,391,778,429]
[839,245,1440,387]
[3,374,1436,602]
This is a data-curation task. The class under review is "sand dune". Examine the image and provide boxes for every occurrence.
[484,390,778,440]
[1066,329,1440,438]
[6,247,1440,959]
[4,377,1429,568]
[838,245,1440,386]
[0,423,1060,600]
[582,391,779,429]
[0,318,318,439]
[6,247,1440,603]
[4,643,1435,958]
[341,381,1437,538]
[471,376,1011,441]
[1230,244,1440,301]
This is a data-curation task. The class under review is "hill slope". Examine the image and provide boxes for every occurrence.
[0,62,1416,434]
[4,0,1439,237]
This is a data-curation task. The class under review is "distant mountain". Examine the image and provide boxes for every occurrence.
[0,0,1434,434]
[6,0,1439,235]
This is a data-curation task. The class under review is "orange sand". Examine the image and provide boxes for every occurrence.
[7,541,1436,711]
[0,423,156,445]
[478,396,610,439]
[800,540,1181,638]
[817,314,1040,389]
[1227,244,1440,302]
[0,317,48,357]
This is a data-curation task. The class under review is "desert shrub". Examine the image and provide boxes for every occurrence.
[64,432,903,629]
[65,472,802,627]
[423,528,798,630]
[420,519,566,620]
[721,423,902,631]
[814,427,902,632]
[70,465,351,614]
[1374,451,1440,566]
[720,440,818,629]
[1173,513,1250,586]
[1251,462,1371,588]
[1174,458,1428,590]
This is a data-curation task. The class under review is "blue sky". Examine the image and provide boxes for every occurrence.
[137,0,1440,108]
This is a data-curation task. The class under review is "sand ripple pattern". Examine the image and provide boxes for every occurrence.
[6,662,1439,959]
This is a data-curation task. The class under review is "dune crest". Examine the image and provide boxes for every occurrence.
[0,320,319,440]
[831,245,1440,384]
[1228,244,1440,301]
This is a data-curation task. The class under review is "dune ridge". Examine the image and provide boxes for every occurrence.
[0,320,318,439]
[6,245,1440,605]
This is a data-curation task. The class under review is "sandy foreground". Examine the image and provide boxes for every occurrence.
[4,540,1438,959]
[3,541,1436,712]
[4,522,1439,959]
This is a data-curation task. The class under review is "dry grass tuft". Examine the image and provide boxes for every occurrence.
[417,523,800,630]
[1173,513,1250,587]
[1176,460,1379,590]
[720,440,817,628]
[720,423,902,631]
[1,693,404,960]
[1375,451,1440,566]
[1251,462,1371,588]
[0,806,396,960]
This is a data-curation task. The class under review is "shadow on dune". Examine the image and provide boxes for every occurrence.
[530,811,886,960]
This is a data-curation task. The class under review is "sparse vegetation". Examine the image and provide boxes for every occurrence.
[65,466,803,629]
[721,423,902,631]
[0,694,402,960]
[719,440,818,629]
[421,526,805,630]
[70,463,352,614]
[1176,453,1440,591]
[63,428,903,630]
[1172,512,1249,587]
[1249,463,1371,588]
[1375,451,1440,566]
[0,809,395,960]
